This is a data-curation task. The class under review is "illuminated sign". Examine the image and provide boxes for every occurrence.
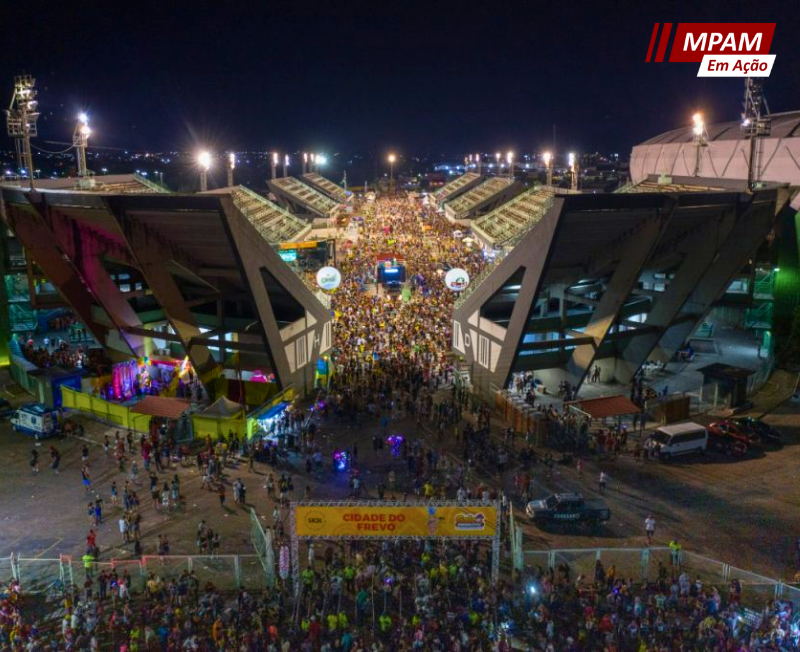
[279,250,298,262]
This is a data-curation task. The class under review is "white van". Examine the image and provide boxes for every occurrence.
[646,422,707,460]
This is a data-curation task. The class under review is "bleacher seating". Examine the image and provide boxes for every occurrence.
[434,172,481,203]
[231,186,311,244]
[472,187,554,246]
[615,180,724,194]
[271,177,339,215]
[446,177,514,217]
[301,173,347,202]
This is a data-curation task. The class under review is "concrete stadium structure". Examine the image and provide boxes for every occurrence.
[0,177,331,397]
[452,182,797,396]
[268,176,343,222]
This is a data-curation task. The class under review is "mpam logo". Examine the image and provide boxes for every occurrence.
[645,23,776,77]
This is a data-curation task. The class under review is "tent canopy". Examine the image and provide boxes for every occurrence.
[199,396,245,419]
[130,396,191,419]
[566,395,640,420]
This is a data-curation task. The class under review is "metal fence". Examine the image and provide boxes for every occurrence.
[0,553,269,594]
[523,547,795,609]
[250,507,276,587]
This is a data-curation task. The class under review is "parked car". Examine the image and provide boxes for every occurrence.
[731,416,783,447]
[526,493,610,525]
[709,420,762,449]
[644,422,707,460]
[707,421,750,456]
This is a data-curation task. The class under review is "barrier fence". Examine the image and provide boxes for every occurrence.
[1,553,268,594]
[523,547,799,609]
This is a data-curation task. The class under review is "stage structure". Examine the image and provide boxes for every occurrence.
[289,500,501,594]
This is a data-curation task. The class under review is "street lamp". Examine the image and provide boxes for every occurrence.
[543,151,553,186]
[388,153,396,193]
[227,152,235,187]
[197,150,212,192]
[506,151,514,180]
[271,152,278,180]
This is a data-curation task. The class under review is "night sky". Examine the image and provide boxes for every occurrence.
[4,1,800,159]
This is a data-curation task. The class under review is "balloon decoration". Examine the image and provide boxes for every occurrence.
[316,266,342,292]
[444,268,470,292]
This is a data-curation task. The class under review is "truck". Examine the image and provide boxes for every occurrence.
[525,492,611,525]
[11,403,61,440]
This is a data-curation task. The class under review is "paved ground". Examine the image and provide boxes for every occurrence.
[1,368,798,582]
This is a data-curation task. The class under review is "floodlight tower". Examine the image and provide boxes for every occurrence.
[388,153,396,193]
[506,151,514,180]
[691,112,707,177]
[282,154,289,178]
[310,153,317,173]
[475,153,481,174]
[494,152,501,173]
[302,152,308,174]
[568,152,578,191]
[543,151,553,186]
[5,75,40,189]
[72,113,91,177]
[197,151,211,192]
[271,152,278,179]
[741,78,771,190]
[227,152,236,187]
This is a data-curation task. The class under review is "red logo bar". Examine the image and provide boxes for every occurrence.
[645,23,660,62]
[654,23,673,62]
[669,23,775,62]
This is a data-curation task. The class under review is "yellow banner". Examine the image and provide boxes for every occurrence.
[295,504,498,538]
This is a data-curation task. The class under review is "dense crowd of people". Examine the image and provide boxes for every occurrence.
[4,195,796,651]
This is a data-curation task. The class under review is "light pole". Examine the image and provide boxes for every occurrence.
[271,152,278,180]
[198,151,211,192]
[227,152,235,187]
[692,112,706,177]
[495,152,501,174]
[506,151,514,180]
[283,154,289,178]
[388,153,396,194]
[568,152,578,191]
[475,153,481,174]
[303,152,308,175]
[310,153,317,173]
[73,113,91,177]
[543,151,553,187]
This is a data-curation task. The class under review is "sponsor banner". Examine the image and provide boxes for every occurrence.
[295,504,498,538]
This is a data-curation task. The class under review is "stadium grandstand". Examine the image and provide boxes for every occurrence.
[433,171,482,204]
[452,185,797,397]
[300,172,348,203]
[630,110,800,186]
[218,185,312,243]
[0,183,332,400]
[443,176,519,222]
[0,172,169,194]
[268,176,342,221]
[471,187,555,248]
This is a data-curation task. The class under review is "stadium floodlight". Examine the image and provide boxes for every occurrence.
[692,112,705,136]
[197,150,212,191]
[73,114,92,177]
[282,154,289,177]
[568,152,575,168]
[543,151,552,166]
[388,153,396,193]
[270,151,279,179]
[303,151,308,173]
[317,154,327,166]
[506,151,514,179]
